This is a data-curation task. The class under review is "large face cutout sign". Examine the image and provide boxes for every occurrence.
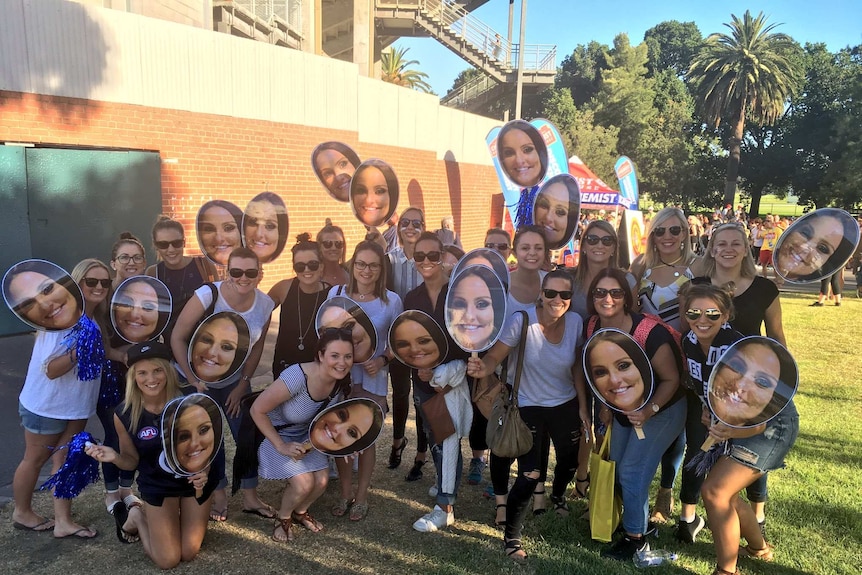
[161,393,224,477]
[315,296,377,364]
[445,265,507,353]
[196,200,243,266]
[532,174,581,250]
[349,159,399,228]
[308,398,384,457]
[496,119,549,189]
[772,208,860,283]
[188,311,251,384]
[311,141,361,202]
[451,248,510,292]
[111,276,172,344]
[389,310,449,370]
[2,259,84,331]
[707,336,798,429]
[583,328,654,438]
[242,192,289,264]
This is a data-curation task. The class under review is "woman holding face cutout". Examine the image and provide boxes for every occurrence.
[243,192,289,264]
[111,277,171,344]
[325,240,402,522]
[350,160,398,228]
[197,201,243,267]
[312,142,360,202]
[189,312,250,384]
[309,398,384,456]
[447,265,506,352]
[497,120,548,189]
[773,208,859,283]
[582,267,686,562]
[533,175,579,249]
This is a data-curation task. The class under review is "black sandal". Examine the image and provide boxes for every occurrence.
[388,438,408,469]
[532,487,546,515]
[574,476,590,499]
[551,494,569,517]
[504,538,527,563]
[405,459,425,482]
[494,504,507,527]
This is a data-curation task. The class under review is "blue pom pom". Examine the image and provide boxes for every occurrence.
[62,315,105,382]
[512,185,539,228]
[685,440,727,477]
[98,359,124,411]
[39,432,101,499]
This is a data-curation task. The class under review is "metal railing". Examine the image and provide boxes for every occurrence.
[440,73,497,106]
[232,0,302,32]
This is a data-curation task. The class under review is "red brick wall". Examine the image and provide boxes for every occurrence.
[0,90,500,290]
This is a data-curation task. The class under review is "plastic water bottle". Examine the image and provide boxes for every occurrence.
[633,549,678,567]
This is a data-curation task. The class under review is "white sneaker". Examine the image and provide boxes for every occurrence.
[428,485,438,497]
[412,505,454,532]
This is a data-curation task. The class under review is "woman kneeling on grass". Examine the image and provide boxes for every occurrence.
[86,342,218,569]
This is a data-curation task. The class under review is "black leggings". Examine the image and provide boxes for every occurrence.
[819,272,841,297]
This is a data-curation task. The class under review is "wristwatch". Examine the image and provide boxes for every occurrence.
[650,402,660,414]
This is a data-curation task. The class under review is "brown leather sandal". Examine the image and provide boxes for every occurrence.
[272,517,293,542]
[291,510,323,532]
[739,542,774,561]
[711,567,741,575]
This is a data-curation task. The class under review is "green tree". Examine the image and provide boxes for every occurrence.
[380,47,433,93]
[644,20,703,78]
[556,41,609,107]
[688,10,803,210]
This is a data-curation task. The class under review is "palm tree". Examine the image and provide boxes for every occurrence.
[688,10,802,211]
[380,47,433,93]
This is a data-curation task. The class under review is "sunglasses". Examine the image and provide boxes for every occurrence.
[228,268,260,279]
[485,242,510,251]
[82,278,112,289]
[413,251,442,263]
[652,226,683,237]
[293,260,321,273]
[684,308,723,321]
[115,254,145,264]
[154,239,185,250]
[321,240,344,249]
[354,260,381,271]
[542,289,572,300]
[399,218,424,229]
[585,234,615,246]
[592,287,626,300]
[320,326,354,338]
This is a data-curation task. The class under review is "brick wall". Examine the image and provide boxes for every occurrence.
[0,90,500,290]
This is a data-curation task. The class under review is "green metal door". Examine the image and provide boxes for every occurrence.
[0,146,31,336]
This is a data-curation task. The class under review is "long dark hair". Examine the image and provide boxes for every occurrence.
[316,327,354,398]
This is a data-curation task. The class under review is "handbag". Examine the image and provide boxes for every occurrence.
[472,358,506,420]
[420,391,456,445]
[589,425,622,542]
[485,311,533,459]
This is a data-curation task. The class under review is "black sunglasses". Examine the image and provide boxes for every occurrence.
[321,240,344,249]
[82,278,112,288]
[653,226,683,237]
[585,234,615,246]
[592,287,626,300]
[320,326,354,338]
[685,308,723,321]
[293,261,321,273]
[485,242,510,251]
[354,260,381,271]
[542,289,572,300]
[399,218,424,229]
[413,251,442,263]
[228,268,260,279]
[154,239,185,250]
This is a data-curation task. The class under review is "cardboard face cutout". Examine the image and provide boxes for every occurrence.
[532,174,581,250]
[773,208,861,283]
[242,192,289,264]
[707,336,798,428]
[584,328,655,414]
[111,276,172,344]
[349,159,399,228]
[161,394,224,476]
[2,259,84,331]
[311,141,361,202]
[496,119,549,189]
[389,310,449,370]
[315,296,377,364]
[445,265,507,353]
[196,200,243,266]
[188,311,251,384]
[451,248,510,292]
[308,398,384,456]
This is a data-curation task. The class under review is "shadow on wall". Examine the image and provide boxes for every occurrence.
[444,150,462,233]
[0,0,109,121]
[406,179,425,214]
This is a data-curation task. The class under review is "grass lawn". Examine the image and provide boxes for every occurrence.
[2,292,860,575]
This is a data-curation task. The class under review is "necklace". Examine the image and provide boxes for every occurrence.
[297,285,321,351]
[658,255,685,277]
[354,291,374,301]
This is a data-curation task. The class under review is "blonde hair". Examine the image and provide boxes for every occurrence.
[70,258,111,329]
[701,224,758,279]
[122,358,182,433]
[641,207,694,269]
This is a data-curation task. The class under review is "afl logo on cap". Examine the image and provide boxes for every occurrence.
[138,426,158,440]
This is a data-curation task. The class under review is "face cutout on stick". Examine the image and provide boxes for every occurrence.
[389,310,449,370]
[188,311,251,384]
[445,265,507,353]
[308,398,384,456]
[311,141,361,202]
[773,208,860,283]
[242,192,289,264]
[584,328,655,414]
[161,393,224,476]
[450,248,510,292]
[349,159,399,228]
[707,336,798,428]
[3,259,84,331]
[196,200,243,266]
[315,296,378,364]
[533,174,581,250]
[110,276,172,344]
[497,119,549,189]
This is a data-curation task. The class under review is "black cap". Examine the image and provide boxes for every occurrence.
[126,341,173,367]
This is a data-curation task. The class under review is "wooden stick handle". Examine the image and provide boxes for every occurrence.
[701,436,716,452]
[635,425,645,440]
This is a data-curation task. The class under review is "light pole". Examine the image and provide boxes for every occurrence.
[514,0,527,119]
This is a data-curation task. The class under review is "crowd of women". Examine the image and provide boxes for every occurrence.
[8,205,805,575]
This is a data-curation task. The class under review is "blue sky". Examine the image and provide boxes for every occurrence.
[396,0,862,96]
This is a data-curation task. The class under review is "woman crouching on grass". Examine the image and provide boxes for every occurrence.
[86,342,218,569]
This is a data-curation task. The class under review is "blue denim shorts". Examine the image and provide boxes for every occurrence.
[729,402,799,473]
[18,402,68,435]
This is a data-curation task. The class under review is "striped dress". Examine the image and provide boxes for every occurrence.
[637,266,693,332]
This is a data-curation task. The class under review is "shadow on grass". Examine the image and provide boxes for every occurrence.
[792,431,862,470]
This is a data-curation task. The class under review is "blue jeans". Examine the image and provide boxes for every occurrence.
[610,398,686,535]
